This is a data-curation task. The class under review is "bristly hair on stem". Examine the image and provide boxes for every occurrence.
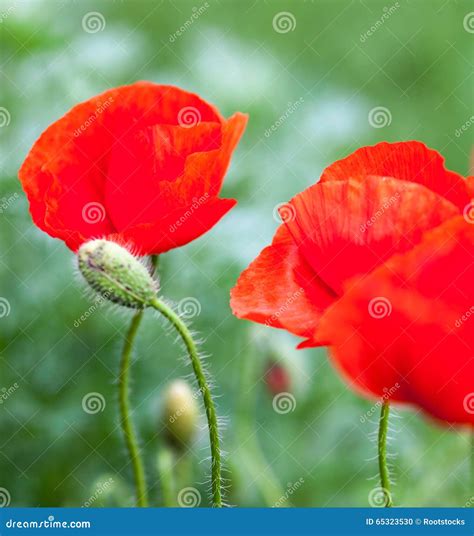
[150,297,223,507]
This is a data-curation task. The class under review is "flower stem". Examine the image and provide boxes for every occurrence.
[150,297,222,507]
[118,309,148,507]
[378,400,393,507]
[470,433,474,507]
[117,255,158,508]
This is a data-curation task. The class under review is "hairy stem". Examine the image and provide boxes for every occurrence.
[150,297,222,507]
[378,400,393,507]
[118,310,148,507]
[117,254,158,507]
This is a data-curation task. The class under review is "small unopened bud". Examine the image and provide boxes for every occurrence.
[162,380,198,449]
[78,239,158,308]
[265,361,291,396]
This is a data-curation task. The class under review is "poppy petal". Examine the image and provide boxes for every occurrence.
[109,197,236,255]
[318,216,474,427]
[230,225,334,341]
[18,82,229,250]
[283,177,459,296]
[320,141,470,210]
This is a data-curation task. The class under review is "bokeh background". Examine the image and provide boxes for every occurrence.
[0,0,473,508]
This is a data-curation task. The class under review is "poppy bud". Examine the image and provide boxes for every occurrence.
[162,380,198,449]
[265,360,291,396]
[78,239,158,309]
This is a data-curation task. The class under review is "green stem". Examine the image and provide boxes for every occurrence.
[117,254,158,507]
[378,401,393,507]
[150,297,222,507]
[118,310,148,507]
[157,446,176,507]
[470,433,474,507]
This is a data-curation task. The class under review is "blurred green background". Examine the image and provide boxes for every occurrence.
[0,0,472,508]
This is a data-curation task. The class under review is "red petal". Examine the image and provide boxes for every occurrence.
[18,82,234,251]
[109,197,236,255]
[283,177,459,297]
[230,225,334,342]
[318,216,474,427]
[320,141,470,210]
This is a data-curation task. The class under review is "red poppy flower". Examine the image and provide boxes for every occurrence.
[318,216,474,427]
[231,141,473,426]
[19,82,247,254]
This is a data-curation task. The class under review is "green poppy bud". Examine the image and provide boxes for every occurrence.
[78,239,158,309]
[162,380,199,449]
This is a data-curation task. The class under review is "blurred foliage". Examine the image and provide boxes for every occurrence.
[0,0,472,508]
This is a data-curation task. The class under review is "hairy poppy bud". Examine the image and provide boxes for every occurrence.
[162,380,198,449]
[78,239,158,308]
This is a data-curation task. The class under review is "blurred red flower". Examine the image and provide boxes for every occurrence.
[19,82,247,254]
[231,141,474,426]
